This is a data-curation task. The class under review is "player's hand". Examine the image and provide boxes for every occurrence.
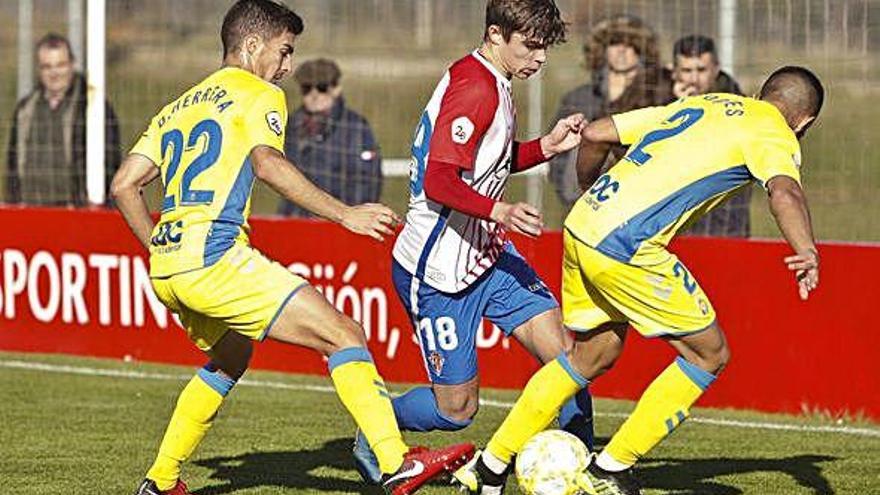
[541,113,585,156]
[341,203,400,241]
[491,201,543,238]
[784,249,819,301]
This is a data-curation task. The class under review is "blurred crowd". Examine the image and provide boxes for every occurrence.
[6,14,748,237]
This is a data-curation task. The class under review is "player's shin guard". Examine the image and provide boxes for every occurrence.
[146,363,235,491]
[486,354,588,465]
[392,386,472,432]
[603,357,716,468]
[560,387,595,450]
[328,347,408,475]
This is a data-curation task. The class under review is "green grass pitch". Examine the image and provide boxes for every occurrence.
[1,351,878,494]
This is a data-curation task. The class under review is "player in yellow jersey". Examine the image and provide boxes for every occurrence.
[454,66,823,494]
[111,2,473,495]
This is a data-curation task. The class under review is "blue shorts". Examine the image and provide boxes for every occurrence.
[392,243,559,385]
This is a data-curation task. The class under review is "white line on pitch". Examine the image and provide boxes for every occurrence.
[2,358,879,439]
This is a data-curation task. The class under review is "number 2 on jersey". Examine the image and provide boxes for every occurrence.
[160,118,223,212]
[626,108,704,166]
[409,111,433,197]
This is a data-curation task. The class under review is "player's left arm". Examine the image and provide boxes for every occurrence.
[111,153,160,250]
[746,116,818,301]
[767,176,818,301]
[251,145,398,241]
[512,113,585,173]
[248,88,398,240]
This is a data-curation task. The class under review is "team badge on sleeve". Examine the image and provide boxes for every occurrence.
[266,111,283,136]
[451,116,475,144]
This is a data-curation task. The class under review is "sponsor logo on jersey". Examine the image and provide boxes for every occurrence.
[150,220,184,254]
[266,111,283,136]
[451,116,475,144]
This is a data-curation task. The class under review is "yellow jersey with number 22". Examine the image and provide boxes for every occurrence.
[131,67,287,278]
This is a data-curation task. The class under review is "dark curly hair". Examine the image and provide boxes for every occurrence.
[583,14,659,73]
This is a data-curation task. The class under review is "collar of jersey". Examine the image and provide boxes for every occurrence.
[471,49,512,88]
[217,65,282,90]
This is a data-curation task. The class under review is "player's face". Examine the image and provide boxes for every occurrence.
[253,31,297,84]
[605,43,640,73]
[37,46,75,96]
[498,31,547,80]
[674,53,720,95]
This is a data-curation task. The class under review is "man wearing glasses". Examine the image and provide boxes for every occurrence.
[277,58,383,217]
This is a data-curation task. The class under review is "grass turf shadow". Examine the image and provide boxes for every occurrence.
[639,454,837,494]
[191,437,374,494]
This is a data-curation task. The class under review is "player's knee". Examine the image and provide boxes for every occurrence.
[709,344,731,375]
[436,391,479,424]
[570,338,623,379]
[689,342,730,376]
[326,314,368,354]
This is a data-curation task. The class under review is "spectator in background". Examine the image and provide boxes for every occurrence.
[548,14,671,212]
[277,58,382,217]
[668,34,750,237]
[6,33,121,206]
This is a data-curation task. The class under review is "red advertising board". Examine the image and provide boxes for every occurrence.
[0,207,876,420]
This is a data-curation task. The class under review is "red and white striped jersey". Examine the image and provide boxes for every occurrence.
[393,51,515,293]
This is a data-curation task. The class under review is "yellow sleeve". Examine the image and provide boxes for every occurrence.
[611,105,672,145]
[245,87,288,154]
[129,116,161,166]
[742,115,802,188]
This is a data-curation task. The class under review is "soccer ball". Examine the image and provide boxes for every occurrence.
[515,429,590,495]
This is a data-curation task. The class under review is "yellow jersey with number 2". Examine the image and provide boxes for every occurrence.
[565,94,802,266]
[131,67,287,278]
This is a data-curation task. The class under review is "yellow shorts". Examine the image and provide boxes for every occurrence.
[562,229,715,337]
[151,242,308,351]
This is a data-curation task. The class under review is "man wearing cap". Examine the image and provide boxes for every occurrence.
[277,58,382,217]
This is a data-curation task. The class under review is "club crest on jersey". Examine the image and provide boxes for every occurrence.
[266,111,283,136]
[451,116,475,144]
[699,298,710,316]
[428,351,445,376]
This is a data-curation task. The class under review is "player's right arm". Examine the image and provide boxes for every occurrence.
[575,105,671,190]
[576,116,619,192]
[250,145,398,241]
[111,153,160,251]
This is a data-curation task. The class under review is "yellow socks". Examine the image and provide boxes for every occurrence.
[603,357,716,467]
[147,363,234,490]
[486,354,588,464]
[328,347,408,474]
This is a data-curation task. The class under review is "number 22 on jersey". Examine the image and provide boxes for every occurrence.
[160,118,223,212]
